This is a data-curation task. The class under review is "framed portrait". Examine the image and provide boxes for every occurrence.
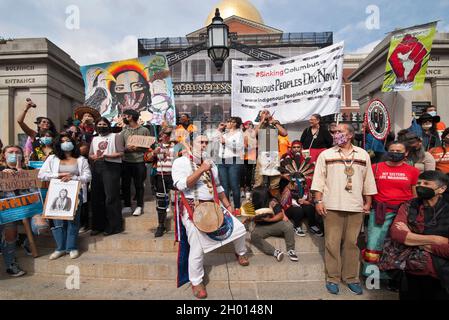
[43,179,81,221]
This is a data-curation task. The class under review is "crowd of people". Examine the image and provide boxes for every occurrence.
[1,99,449,301]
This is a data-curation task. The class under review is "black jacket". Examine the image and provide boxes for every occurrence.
[300,127,333,149]
[408,198,449,292]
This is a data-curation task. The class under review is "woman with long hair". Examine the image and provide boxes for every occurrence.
[362,141,419,290]
[89,117,125,236]
[17,99,56,159]
[217,117,244,215]
[300,113,333,163]
[38,133,91,260]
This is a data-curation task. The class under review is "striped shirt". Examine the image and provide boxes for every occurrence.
[155,143,175,174]
[311,145,377,213]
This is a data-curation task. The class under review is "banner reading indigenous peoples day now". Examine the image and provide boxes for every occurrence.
[231,42,344,124]
[382,22,437,92]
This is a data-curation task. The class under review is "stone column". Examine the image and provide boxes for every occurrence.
[224,59,230,81]
[432,78,449,124]
[206,59,211,82]
[181,60,187,82]
[187,60,193,82]
[0,88,14,144]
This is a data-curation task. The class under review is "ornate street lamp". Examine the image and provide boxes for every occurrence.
[207,8,229,71]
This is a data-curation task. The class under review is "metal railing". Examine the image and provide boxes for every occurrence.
[138,32,333,52]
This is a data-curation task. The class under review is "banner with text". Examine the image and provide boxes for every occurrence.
[231,42,344,124]
[382,22,437,92]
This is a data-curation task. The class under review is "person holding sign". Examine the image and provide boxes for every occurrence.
[89,117,125,236]
[0,145,28,277]
[254,110,288,199]
[120,109,151,217]
[38,134,92,260]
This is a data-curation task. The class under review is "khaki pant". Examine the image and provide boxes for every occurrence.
[250,221,295,256]
[324,210,364,284]
[254,160,280,190]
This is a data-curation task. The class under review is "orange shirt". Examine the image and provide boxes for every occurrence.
[175,124,197,143]
[436,122,446,132]
[429,146,449,174]
[278,136,290,157]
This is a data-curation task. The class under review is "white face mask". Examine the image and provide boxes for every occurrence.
[422,124,433,130]
[428,111,437,117]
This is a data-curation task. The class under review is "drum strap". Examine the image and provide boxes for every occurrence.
[179,168,220,222]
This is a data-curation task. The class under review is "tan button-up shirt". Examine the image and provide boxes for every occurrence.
[311,145,377,213]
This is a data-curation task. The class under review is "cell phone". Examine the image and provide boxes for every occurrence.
[26,98,37,108]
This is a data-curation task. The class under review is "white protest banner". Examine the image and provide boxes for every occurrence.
[232,42,344,124]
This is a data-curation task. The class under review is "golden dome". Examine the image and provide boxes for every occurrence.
[205,0,264,26]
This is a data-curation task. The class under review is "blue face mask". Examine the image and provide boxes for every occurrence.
[428,111,437,117]
[61,142,75,152]
[40,137,53,145]
[6,153,18,164]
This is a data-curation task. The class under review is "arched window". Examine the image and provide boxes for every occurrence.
[191,104,205,121]
[210,104,223,122]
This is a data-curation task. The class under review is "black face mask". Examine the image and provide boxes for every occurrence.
[97,127,111,135]
[386,152,406,163]
[416,186,436,200]
[123,118,130,125]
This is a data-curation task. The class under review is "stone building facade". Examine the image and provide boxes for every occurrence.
[0,38,84,145]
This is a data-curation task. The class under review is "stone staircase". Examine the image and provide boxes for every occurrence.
[1,201,398,300]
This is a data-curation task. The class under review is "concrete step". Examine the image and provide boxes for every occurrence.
[33,230,324,255]
[0,274,398,300]
[18,249,326,282]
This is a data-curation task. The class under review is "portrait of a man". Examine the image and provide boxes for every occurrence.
[50,189,72,212]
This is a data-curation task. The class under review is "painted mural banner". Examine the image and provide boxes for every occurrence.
[231,42,344,124]
[80,55,176,126]
[382,22,437,92]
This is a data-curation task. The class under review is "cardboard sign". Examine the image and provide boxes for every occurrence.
[0,170,40,192]
[127,135,155,149]
[0,192,44,225]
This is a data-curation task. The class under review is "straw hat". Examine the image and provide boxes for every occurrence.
[74,105,101,122]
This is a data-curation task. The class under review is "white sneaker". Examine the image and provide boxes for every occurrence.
[49,251,66,260]
[132,207,143,216]
[122,207,133,215]
[273,249,284,262]
[69,250,80,259]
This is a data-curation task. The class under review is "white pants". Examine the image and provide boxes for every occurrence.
[181,212,247,286]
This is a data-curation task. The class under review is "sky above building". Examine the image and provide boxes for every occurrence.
[1,0,448,66]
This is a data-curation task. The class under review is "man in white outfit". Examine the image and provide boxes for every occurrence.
[172,135,249,299]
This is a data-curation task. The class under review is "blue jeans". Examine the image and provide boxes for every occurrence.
[218,160,242,209]
[51,194,82,252]
[0,223,17,268]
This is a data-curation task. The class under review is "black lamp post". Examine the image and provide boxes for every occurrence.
[207,8,230,71]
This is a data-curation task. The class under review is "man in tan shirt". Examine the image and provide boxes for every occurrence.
[311,123,377,295]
